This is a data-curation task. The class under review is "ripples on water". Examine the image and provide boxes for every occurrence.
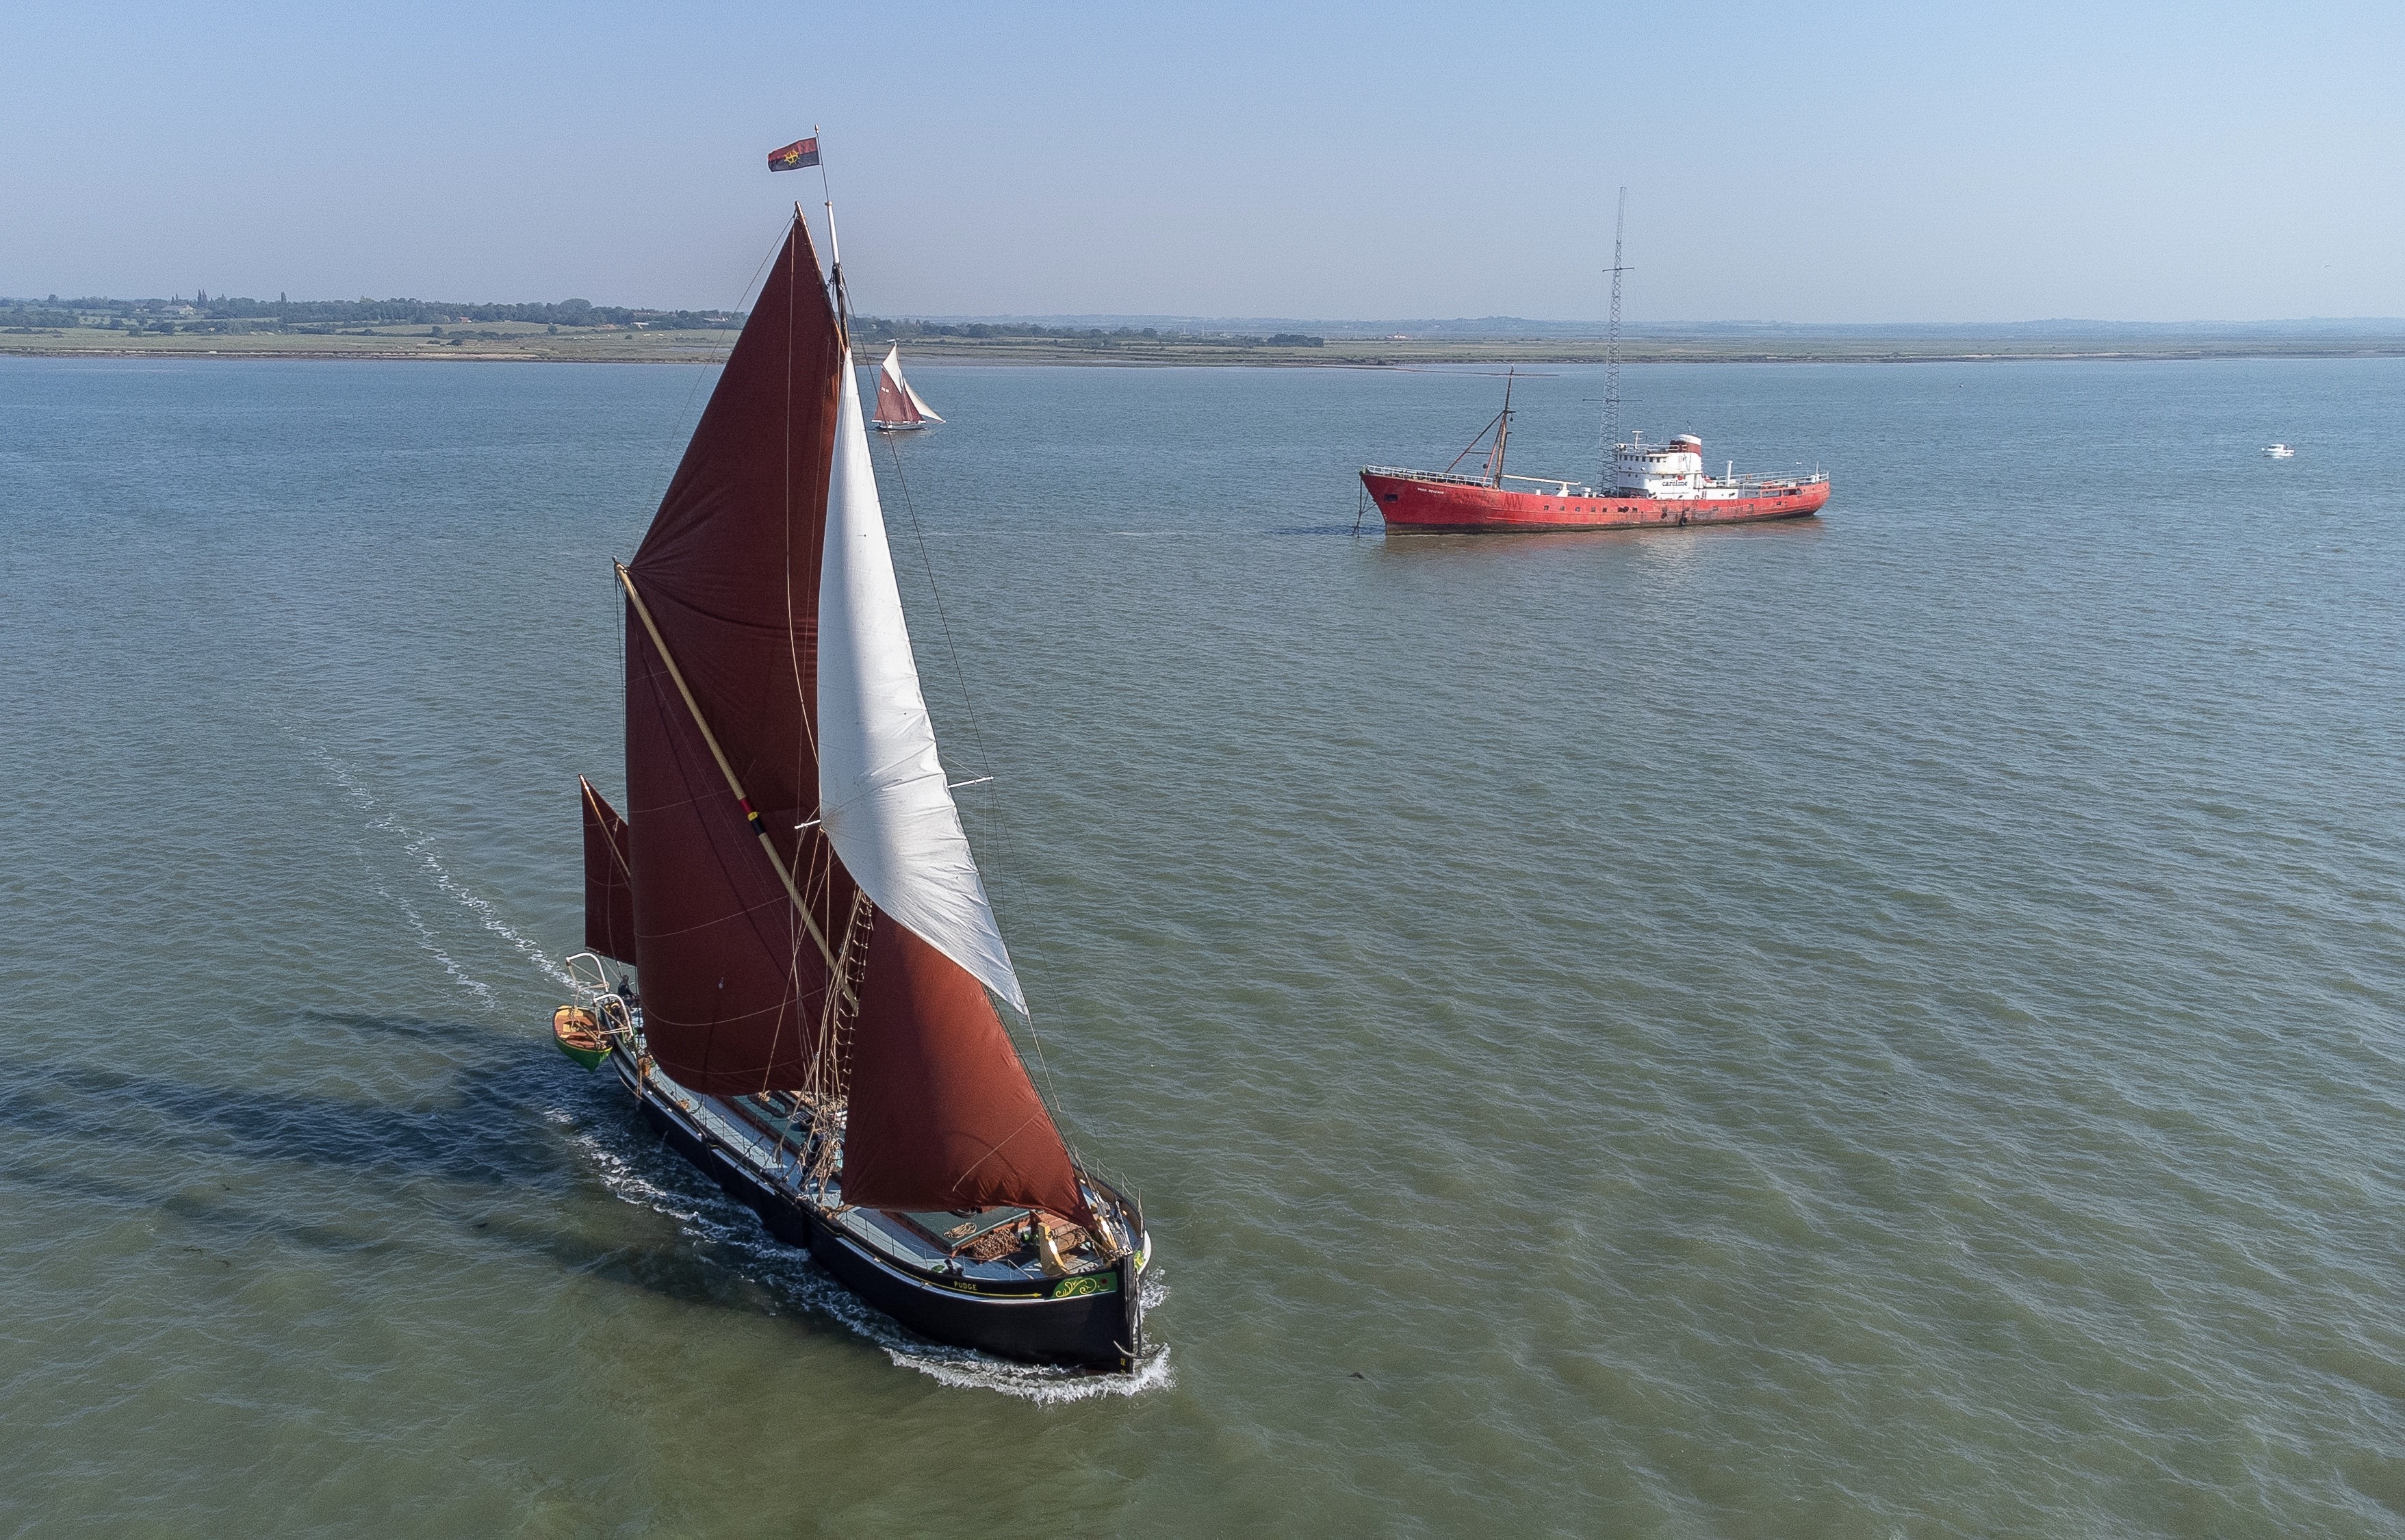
[1,355,2400,1535]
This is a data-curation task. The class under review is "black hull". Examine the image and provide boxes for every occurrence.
[619,1062,1142,1370]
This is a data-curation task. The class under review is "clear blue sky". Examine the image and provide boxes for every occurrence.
[5,0,2400,322]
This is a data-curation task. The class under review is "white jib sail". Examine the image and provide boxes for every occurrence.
[818,348,1024,1014]
[882,345,943,423]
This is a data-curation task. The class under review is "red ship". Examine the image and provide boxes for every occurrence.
[1361,415,1831,533]
[1361,190,1830,533]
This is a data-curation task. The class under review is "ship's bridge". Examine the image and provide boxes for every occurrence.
[1611,433,1705,498]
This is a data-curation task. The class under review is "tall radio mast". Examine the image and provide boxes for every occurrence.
[1600,186,1630,487]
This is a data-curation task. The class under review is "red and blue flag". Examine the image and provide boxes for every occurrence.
[767,137,819,172]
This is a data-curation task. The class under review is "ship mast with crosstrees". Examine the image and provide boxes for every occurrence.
[1356,188,1831,534]
[1601,184,1628,485]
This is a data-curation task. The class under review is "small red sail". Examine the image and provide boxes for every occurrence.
[873,365,916,426]
[621,212,853,1093]
[840,912,1096,1227]
[578,776,636,964]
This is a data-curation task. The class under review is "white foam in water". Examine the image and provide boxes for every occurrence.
[882,1276,1175,1403]
[285,724,573,1002]
[398,826,574,990]
[571,1129,713,1231]
[290,730,381,815]
[566,1110,1173,1402]
[391,893,502,1012]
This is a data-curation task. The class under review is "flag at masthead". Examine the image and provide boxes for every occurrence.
[767,136,819,172]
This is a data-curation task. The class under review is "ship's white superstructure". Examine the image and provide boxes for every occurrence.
[1612,433,1752,500]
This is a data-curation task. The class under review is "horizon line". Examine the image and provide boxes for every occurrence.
[8,296,2405,333]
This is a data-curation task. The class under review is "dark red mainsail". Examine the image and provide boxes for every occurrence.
[578,776,636,964]
[620,213,849,1093]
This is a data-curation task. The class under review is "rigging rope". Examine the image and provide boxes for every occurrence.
[875,428,1087,1166]
[873,427,1029,916]
[876,429,997,783]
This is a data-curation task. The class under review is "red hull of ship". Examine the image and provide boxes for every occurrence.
[1362,471,1830,532]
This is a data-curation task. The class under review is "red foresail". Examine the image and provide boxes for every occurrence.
[840,912,1096,1226]
[621,213,854,1094]
[579,776,636,964]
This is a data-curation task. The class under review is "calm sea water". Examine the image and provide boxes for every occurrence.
[3,352,2401,1536]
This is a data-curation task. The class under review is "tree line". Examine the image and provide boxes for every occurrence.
[0,294,742,332]
[3,294,1326,346]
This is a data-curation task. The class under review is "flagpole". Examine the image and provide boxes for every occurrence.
[813,126,852,345]
[814,123,840,270]
[814,123,832,219]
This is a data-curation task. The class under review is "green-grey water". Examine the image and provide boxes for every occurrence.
[3,354,2402,1536]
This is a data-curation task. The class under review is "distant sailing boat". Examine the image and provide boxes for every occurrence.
[870,343,942,431]
[552,204,1148,1370]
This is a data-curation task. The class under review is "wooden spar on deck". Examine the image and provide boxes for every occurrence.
[614,559,843,977]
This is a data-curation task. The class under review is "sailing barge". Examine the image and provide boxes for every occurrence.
[554,208,1148,1371]
[869,343,942,431]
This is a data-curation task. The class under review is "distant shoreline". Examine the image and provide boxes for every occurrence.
[5,332,2403,368]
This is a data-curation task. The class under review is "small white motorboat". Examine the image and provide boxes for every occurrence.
[2263,443,2295,459]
